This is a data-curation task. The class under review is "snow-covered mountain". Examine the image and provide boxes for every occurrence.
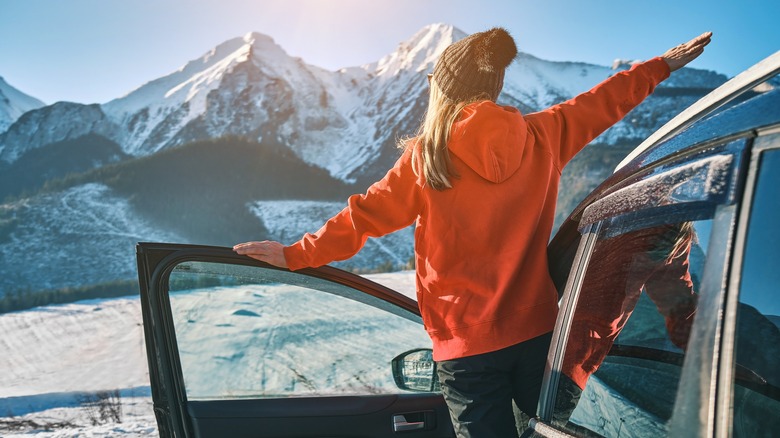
[0,24,727,179]
[0,25,457,182]
[0,23,731,301]
[0,76,45,135]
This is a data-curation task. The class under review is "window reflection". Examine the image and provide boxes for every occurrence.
[554,221,708,436]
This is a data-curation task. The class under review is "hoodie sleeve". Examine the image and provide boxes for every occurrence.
[283,149,422,271]
[525,57,670,170]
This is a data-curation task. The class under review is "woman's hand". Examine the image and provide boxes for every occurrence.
[233,240,288,268]
[661,32,713,72]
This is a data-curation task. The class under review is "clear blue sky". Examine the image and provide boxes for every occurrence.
[1,0,778,104]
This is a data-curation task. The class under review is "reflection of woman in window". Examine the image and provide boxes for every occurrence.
[555,222,699,422]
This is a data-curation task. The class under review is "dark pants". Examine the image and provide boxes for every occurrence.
[436,332,552,438]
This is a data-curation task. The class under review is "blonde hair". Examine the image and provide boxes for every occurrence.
[401,77,491,191]
[667,221,697,263]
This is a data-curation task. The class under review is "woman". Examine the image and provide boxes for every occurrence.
[234,28,711,437]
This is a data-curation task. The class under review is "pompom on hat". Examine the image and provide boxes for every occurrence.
[432,27,518,102]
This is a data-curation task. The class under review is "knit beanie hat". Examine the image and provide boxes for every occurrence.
[432,27,518,102]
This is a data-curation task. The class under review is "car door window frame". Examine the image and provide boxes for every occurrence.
[538,223,599,421]
[137,244,428,437]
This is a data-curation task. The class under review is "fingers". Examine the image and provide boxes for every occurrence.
[662,31,712,72]
[693,31,713,45]
[233,241,273,254]
[689,32,712,44]
[684,32,712,51]
[233,240,289,268]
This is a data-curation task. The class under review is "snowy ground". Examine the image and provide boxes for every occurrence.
[0,271,417,437]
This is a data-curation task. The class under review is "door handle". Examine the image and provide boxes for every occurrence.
[393,414,426,432]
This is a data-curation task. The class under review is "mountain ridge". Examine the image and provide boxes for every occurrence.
[0,23,735,299]
[0,24,728,175]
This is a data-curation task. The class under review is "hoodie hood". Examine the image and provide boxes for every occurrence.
[448,101,527,183]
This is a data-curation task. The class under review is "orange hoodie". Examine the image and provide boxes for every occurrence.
[284,57,671,361]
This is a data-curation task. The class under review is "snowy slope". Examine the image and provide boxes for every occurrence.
[98,24,459,179]
[0,101,116,164]
[0,183,183,295]
[370,23,464,77]
[503,53,616,110]
[0,297,149,398]
[0,76,45,135]
[102,32,305,155]
[0,271,417,397]
[0,271,417,436]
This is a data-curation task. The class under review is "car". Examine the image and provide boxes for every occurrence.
[136,50,780,438]
[524,49,780,438]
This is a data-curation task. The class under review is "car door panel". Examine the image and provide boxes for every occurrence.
[186,395,447,437]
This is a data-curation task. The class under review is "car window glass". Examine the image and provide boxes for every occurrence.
[732,147,780,436]
[166,262,431,400]
[552,219,713,437]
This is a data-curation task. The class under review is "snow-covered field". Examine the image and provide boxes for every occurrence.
[0,271,417,437]
[0,295,156,437]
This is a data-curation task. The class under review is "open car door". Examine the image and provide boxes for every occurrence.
[136,242,453,438]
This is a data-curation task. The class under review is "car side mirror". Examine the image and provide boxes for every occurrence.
[391,348,440,392]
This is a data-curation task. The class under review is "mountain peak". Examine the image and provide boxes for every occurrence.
[371,23,467,77]
[243,31,275,45]
[0,75,46,134]
[241,31,291,59]
[103,29,294,120]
